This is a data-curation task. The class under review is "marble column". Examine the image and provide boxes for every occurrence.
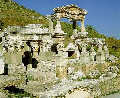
[80,44,90,64]
[90,46,96,62]
[55,55,68,79]
[75,46,80,60]
[96,44,105,63]
[81,18,86,32]
[104,45,109,60]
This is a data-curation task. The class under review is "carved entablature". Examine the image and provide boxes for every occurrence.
[53,4,88,21]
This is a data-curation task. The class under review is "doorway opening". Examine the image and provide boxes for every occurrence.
[68,51,75,57]
[51,44,58,54]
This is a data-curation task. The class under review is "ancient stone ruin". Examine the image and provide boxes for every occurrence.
[0,4,110,80]
[0,4,117,98]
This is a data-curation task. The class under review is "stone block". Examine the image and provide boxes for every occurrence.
[56,66,67,79]
[0,58,4,74]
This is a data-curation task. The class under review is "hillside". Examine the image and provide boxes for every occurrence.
[86,25,120,58]
[0,0,48,29]
[0,0,120,58]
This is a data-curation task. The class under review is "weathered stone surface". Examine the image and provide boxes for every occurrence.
[0,4,117,98]
[54,20,64,34]
[88,70,101,79]
[8,64,26,75]
[108,55,118,62]
[96,44,105,63]
[70,70,85,80]
[0,53,4,74]
[107,66,119,73]
[67,67,74,75]
[66,90,92,98]
[0,92,7,98]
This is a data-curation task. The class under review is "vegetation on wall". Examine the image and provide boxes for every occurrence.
[106,37,120,58]
[0,0,120,58]
[86,25,106,38]
[85,25,120,58]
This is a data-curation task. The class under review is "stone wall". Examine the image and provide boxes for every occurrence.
[66,90,92,98]
[0,75,26,89]
[3,51,22,65]
[63,75,120,98]
[97,75,120,97]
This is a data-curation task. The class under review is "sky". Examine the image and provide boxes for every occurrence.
[13,0,120,39]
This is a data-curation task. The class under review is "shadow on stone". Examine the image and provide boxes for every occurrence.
[51,44,58,54]
[22,51,32,66]
[4,86,25,94]
[4,86,34,97]
[3,64,8,75]
[32,58,38,68]
[22,51,38,69]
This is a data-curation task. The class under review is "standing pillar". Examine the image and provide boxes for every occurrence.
[75,47,80,60]
[55,56,68,79]
[80,44,89,64]
[90,46,96,62]
[96,44,105,63]
[104,45,109,60]
[81,18,86,32]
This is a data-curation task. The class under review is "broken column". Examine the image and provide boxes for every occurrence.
[75,46,80,60]
[104,45,109,60]
[55,55,68,79]
[55,42,68,79]
[90,46,96,62]
[80,44,90,64]
[96,44,105,63]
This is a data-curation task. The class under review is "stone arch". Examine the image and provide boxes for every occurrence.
[52,4,88,31]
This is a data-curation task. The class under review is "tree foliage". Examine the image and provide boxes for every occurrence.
[106,37,120,58]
